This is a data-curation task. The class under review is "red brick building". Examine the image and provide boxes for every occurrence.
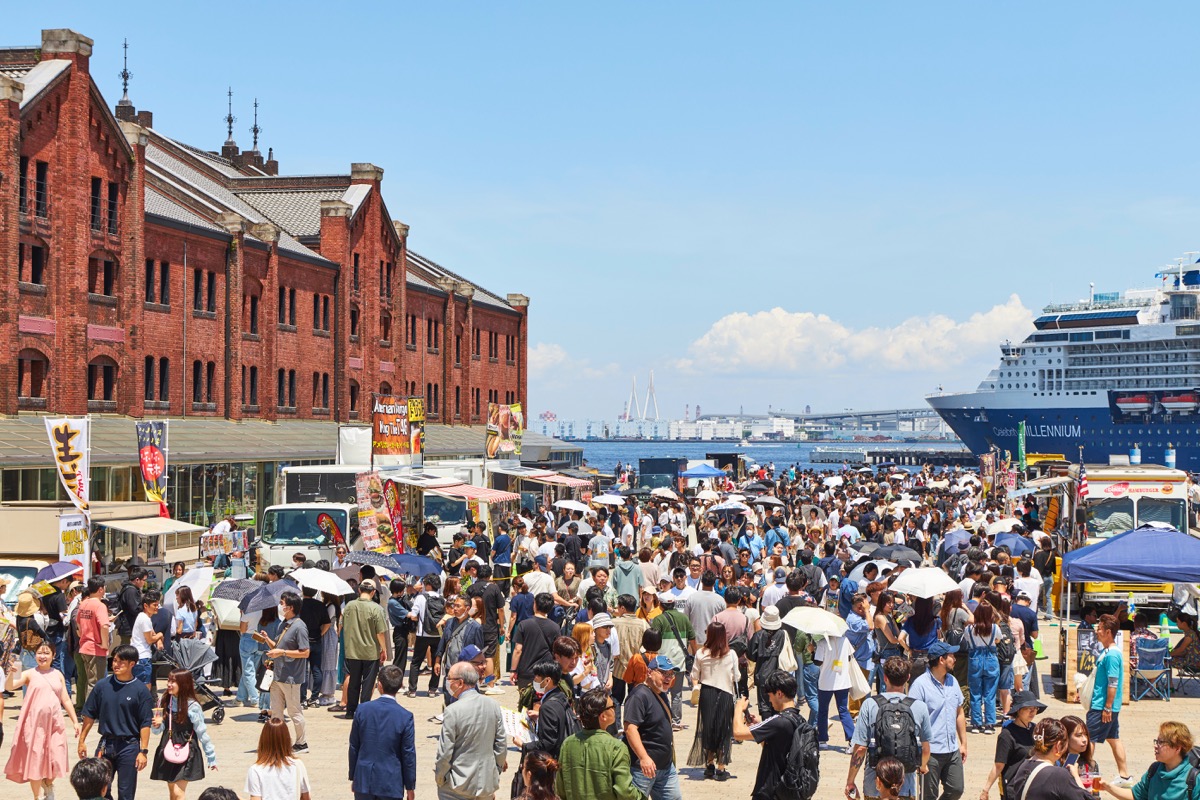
[1,29,528,427]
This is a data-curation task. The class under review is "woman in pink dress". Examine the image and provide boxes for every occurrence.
[4,641,80,799]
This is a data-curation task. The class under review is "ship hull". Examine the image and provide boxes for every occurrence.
[928,395,1200,469]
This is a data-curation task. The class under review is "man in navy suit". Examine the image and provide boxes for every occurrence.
[349,664,418,800]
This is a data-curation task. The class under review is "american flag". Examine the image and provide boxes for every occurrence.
[1077,463,1089,501]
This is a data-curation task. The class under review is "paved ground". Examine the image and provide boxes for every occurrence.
[1,623,1196,799]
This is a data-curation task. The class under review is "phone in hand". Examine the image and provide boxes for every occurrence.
[1064,753,1079,766]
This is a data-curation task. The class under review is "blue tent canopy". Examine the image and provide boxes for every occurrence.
[680,464,726,479]
[1061,525,1200,584]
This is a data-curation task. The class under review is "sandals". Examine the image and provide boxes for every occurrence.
[327,703,347,712]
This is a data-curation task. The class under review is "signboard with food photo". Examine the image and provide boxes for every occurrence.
[356,471,401,553]
[485,402,524,459]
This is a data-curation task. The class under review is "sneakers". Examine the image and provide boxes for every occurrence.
[257,711,269,723]
[481,687,505,696]
[404,690,417,698]
[704,764,715,780]
[715,769,730,782]
[292,742,309,754]
[1114,777,1137,788]
[429,713,444,724]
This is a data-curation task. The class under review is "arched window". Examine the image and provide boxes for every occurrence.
[349,380,360,413]
[17,348,49,406]
[380,382,392,396]
[288,370,297,407]
[87,356,118,402]
[87,251,119,296]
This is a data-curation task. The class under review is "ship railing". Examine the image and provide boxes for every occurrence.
[1041,297,1155,313]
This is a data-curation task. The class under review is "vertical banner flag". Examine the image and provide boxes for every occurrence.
[485,402,525,459]
[1017,421,1027,472]
[58,513,90,580]
[979,452,995,498]
[135,421,169,511]
[45,417,90,513]
[382,479,407,554]
[408,397,426,467]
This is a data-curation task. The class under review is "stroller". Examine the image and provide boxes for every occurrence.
[162,638,227,723]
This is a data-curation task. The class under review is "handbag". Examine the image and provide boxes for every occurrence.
[161,707,193,765]
[259,667,274,692]
[848,658,871,701]
[777,630,798,673]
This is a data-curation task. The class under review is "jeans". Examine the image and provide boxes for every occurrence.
[1042,576,1055,615]
[302,640,323,703]
[48,631,66,677]
[668,669,684,724]
[237,633,261,706]
[802,663,821,724]
[134,658,153,687]
[630,761,683,800]
[968,648,1000,727]
[923,750,964,800]
[817,688,854,743]
[100,735,142,800]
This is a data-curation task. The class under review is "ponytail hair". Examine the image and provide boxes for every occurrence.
[875,756,905,799]
[1032,718,1067,755]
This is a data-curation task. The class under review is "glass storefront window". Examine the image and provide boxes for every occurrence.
[91,467,110,501]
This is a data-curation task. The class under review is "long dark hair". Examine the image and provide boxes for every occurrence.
[705,620,729,659]
[519,750,560,800]
[939,589,964,629]
[161,668,201,725]
[972,602,995,636]
[910,596,936,637]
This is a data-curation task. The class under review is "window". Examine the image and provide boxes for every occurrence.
[473,387,481,416]
[320,373,330,409]
[350,306,359,338]
[88,257,116,296]
[193,361,203,404]
[349,381,360,412]
[159,358,170,402]
[277,287,295,326]
[35,161,48,218]
[91,178,102,231]
[248,366,259,405]
[277,369,285,406]
[248,294,259,334]
[455,386,461,417]
[144,356,154,401]
[107,182,119,235]
[455,334,462,365]
[288,370,296,407]
[312,372,320,407]
[287,288,295,325]
[206,362,216,403]
[380,381,392,395]
[378,260,384,293]
[159,262,170,305]
[145,260,156,302]
[407,314,417,345]
[17,349,48,401]
[433,384,439,414]
[87,358,117,402]
[352,252,359,291]
[474,327,481,357]
[20,243,46,285]
[313,295,321,330]
[195,270,205,310]
[322,297,330,331]
[385,262,393,298]
[380,313,391,343]
[207,272,216,312]
[18,156,27,213]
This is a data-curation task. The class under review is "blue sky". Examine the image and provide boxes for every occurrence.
[13,4,1200,419]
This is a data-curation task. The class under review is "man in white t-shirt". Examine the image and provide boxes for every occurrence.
[1013,558,1043,614]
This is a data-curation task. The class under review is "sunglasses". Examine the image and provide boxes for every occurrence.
[1153,739,1180,748]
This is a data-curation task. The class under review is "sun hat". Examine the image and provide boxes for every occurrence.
[15,591,39,617]
[760,605,782,631]
[1007,690,1046,716]
[591,613,615,629]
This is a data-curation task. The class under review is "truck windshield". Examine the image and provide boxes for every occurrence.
[260,509,347,545]
[1138,497,1187,531]
[1086,497,1135,539]
[2,567,36,605]
[425,495,467,526]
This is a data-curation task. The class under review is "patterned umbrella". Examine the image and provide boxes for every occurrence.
[345,550,400,571]
[210,579,261,602]
[238,580,292,613]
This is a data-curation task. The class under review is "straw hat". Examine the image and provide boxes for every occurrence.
[15,591,39,617]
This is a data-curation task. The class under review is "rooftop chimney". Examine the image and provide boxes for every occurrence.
[41,29,93,72]
[264,147,279,176]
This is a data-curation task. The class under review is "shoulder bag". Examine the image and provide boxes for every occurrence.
[161,704,193,765]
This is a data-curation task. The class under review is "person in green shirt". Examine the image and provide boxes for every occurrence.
[1098,721,1197,800]
[556,688,646,800]
[339,579,388,718]
[650,596,695,727]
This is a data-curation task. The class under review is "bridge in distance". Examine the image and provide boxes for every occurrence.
[698,407,942,430]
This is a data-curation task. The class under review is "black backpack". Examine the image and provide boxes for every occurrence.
[775,707,820,800]
[422,594,446,633]
[870,696,921,772]
[995,620,1016,665]
[1147,746,1200,800]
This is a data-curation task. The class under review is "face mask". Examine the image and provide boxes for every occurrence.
[278,604,287,618]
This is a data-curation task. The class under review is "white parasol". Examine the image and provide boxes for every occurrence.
[823,476,844,487]
[592,495,626,506]
[887,566,960,599]
[780,606,849,638]
[289,568,355,597]
[986,517,1023,536]
[697,489,720,501]
[650,488,679,500]
[554,499,591,513]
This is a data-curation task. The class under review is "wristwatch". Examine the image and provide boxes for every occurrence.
[139,749,149,755]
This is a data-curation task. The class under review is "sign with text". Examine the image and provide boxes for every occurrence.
[355,472,388,552]
[58,513,90,580]
[45,417,90,514]
[135,421,169,506]
[371,395,424,461]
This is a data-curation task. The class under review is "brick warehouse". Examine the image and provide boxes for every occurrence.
[0,28,528,428]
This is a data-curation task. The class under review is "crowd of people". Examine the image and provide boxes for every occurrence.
[2,461,1199,800]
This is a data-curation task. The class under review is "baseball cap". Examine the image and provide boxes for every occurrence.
[359,579,377,593]
[459,645,484,662]
[927,640,959,658]
[773,567,787,582]
[464,540,477,549]
[646,655,676,672]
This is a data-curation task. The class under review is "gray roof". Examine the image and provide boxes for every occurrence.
[13,59,70,110]
[407,251,514,311]
[144,188,224,233]
[236,188,349,238]
[0,417,578,468]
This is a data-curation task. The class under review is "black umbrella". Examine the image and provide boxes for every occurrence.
[346,550,400,571]
[210,579,262,602]
[620,486,650,497]
[238,580,292,613]
[744,482,770,493]
[874,544,923,564]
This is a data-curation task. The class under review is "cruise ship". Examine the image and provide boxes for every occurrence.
[927,267,1200,471]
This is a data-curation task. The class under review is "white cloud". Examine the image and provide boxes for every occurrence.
[529,342,569,377]
[529,342,620,382]
[677,294,1034,375]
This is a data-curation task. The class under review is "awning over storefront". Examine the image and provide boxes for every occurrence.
[535,474,593,488]
[428,484,521,503]
[99,517,206,536]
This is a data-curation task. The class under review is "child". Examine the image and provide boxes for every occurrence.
[69,759,111,800]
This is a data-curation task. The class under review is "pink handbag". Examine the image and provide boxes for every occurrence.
[161,708,192,765]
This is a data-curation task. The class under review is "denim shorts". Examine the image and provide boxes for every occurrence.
[998,662,1014,690]
[134,658,153,685]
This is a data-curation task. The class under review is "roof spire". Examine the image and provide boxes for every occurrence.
[250,98,261,152]
[224,87,237,145]
[119,39,132,101]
